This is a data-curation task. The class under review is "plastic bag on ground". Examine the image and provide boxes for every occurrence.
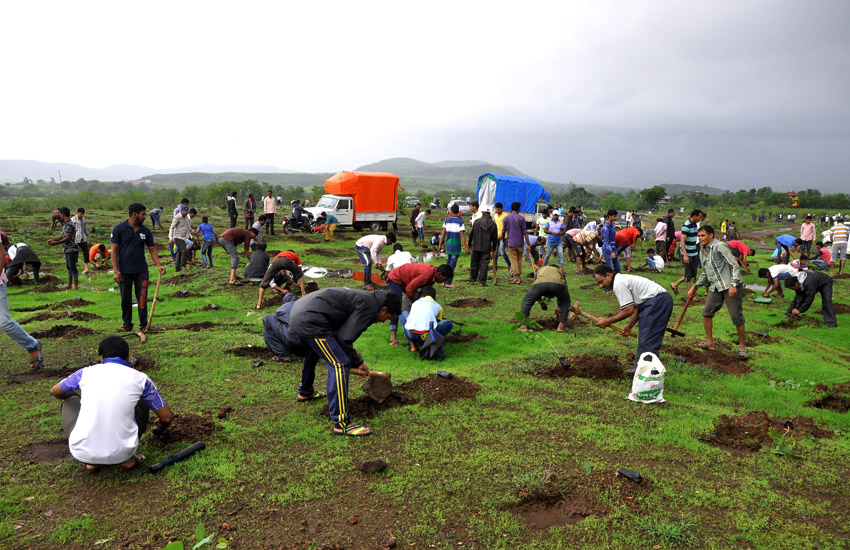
[628,352,665,404]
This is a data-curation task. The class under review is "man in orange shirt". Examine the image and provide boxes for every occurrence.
[615,226,643,272]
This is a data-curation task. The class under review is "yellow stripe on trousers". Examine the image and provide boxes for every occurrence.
[316,338,346,420]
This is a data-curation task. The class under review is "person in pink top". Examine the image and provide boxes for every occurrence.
[800,215,816,254]
[727,240,756,272]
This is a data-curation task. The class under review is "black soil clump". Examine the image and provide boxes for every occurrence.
[227,345,268,358]
[445,332,485,344]
[202,304,224,311]
[149,413,218,448]
[21,441,72,463]
[20,311,104,325]
[304,247,336,257]
[171,289,203,298]
[163,272,201,285]
[260,296,283,309]
[776,316,823,328]
[702,411,833,454]
[447,297,492,308]
[28,284,65,294]
[662,344,751,375]
[532,353,626,381]
[829,303,850,315]
[30,325,95,339]
[807,382,850,413]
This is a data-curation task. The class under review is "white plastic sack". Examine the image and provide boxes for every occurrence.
[628,352,665,404]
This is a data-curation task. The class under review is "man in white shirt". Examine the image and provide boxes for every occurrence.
[646,248,665,272]
[399,286,453,352]
[386,243,415,272]
[354,232,397,290]
[593,264,674,375]
[414,209,428,247]
[263,190,277,235]
[758,264,798,299]
[49,336,174,471]
[169,206,196,274]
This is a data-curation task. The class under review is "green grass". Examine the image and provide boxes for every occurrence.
[1,208,849,548]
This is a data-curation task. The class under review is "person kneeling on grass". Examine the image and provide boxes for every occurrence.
[244,242,270,284]
[400,286,453,352]
[386,262,453,346]
[49,336,173,472]
[262,281,320,361]
[520,265,571,333]
[288,287,402,436]
[784,271,837,327]
[88,243,110,271]
[645,248,665,272]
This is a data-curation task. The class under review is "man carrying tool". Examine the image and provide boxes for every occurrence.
[520,265,571,332]
[262,281,320,362]
[111,203,167,333]
[593,264,674,374]
[49,335,174,472]
[670,209,705,296]
[400,286,454,352]
[688,225,748,358]
[219,227,258,285]
[784,270,837,327]
[288,287,402,436]
[386,262,453,346]
[47,207,79,290]
[467,206,498,286]
[255,250,306,308]
[354,232,396,290]
[1,232,44,369]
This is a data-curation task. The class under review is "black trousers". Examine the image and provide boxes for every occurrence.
[469,250,492,284]
[266,214,275,234]
[120,271,149,329]
[521,282,570,323]
[173,238,188,272]
[230,215,237,228]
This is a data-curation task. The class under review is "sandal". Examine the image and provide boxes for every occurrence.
[738,349,749,359]
[273,356,292,363]
[388,341,403,347]
[297,391,326,402]
[332,423,373,437]
[28,340,43,370]
[669,283,679,296]
[121,454,145,470]
[696,341,715,351]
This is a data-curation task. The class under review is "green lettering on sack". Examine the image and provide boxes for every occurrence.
[636,389,660,400]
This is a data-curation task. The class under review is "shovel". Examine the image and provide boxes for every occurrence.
[670,293,695,336]
[352,368,393,403]
[570,301,635,338]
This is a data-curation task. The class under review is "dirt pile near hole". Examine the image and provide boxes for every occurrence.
[663,344,751,375]
[833,273,850,280]
[321,392,419,418]
[776,316,823,328]
[179,321,218,332]
[396,374,480,406]
[702,411,833,454]
[447,297,491,308]
[260,296,283,308]
[738,331,784,347]
[532,354,625,381]
[29,284,64,293]
[171,289,203,298]
[807,382,850,413]
[150,413,218,447]
[828,303,850,315]
[18,297,97,313]
[445,332,485,344]
[287,235,315,243]
[20,311,104,325]
[129,357,157,372]
[332,233,353,240]
[227,345,268,358]
[304,247,336,257]
[7,367,79,385]
[201,303,223,311]
[30,325,95,339]
[21,441,71,463]
[163,272,201,285]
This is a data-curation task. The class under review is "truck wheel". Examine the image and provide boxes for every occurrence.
[369,221,382,232]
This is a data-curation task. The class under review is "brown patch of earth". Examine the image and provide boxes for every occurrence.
[304,247,336,257]
[260,296,283,308]
[20,311,104,325]
[833,273,850,280]
[332,232,354,240]
[702,411,833,455]
[663,344,751,375]
[163,271,201,285]
[171,289,204,298]
[30,325,96,339]
[7,367,79,385]
[739,227,779,244]
[21,440,72,463]
[129,357,157,372]
[830,303,850,314]
[445,332,485,344]
[178,321,218,332]
[321,392,419,419]
[807,382,850,413]
[447,297,491,308]
[531,353,626,381]
[17,297,95,312]
[287,235,315,243]
[776,316,823,328]
[149,412,218,448]
[201,303,224,311]
[28,284,65,293]
[227,345,268,358]
[738,331,784,347]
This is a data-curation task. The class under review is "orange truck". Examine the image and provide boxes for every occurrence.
[306,171,400,231]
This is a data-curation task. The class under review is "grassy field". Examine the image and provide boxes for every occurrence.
[1,208,848,550]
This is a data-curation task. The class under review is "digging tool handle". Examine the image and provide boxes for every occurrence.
[577,310,636,338]
[350,368,391,379]
[147,441,205,473]
[673,294,696,332]
[145,270,163,332]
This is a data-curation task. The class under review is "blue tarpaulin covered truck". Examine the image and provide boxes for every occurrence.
[476,173,551,227]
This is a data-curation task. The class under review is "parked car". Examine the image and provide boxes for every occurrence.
[405,195,421,208]
[446,200,471,217]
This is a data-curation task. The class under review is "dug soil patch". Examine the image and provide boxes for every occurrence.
[829,303,850,315]
[163,272,201,285]
[776,316,823,328]
[531,353,626,381]
[7,367,79,385]
[227,345,268,358]
[304,247,336,257]
[129,357,157,372]
[30,325,95,339]
[738,331,785,347]
[447,297,492,308]
[20,311,104,325]
[17,297,97,313]
[260,296,284,308]
[702,411,833,455]
[178,321,218,332]
[287,235,315,243]
[445,332,485,344]
[321,392,419,418]
[807,382,850,413]
[663,344,751,375]
[833,273,850,280]
[396,374,480,406]
[150,413,218,448]
[171,289,204,298]
[28,284,64,293]
[21,441,72,463]
[201,303,224,311]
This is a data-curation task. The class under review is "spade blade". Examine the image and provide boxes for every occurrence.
[362,377,393,403]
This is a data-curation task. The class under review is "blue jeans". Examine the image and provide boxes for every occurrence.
[496,241,511,269]
[0,283,39,353]
[387,279,404,332]
[543,242,563,267]
[355,245,373,287]
[646,258,657,270]
[201,239,215,267]
[446,254,459,284]
[399,311,453,347]
[603,249,622,273]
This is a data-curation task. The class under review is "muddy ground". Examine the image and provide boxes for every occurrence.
[445,331,485,344]
[19,311,104,324]
[304,247,336,257]
[163,272,202,285]
[227,345,269,358]
[201,303,224,311]
[447,297,492,308]
[663,343,751,375]
[149,412,220,448]
[807,382,850,413]
[776,316,823,328]
[829,303,850,315]
[176,321,218,332]
[30,325,96,339]
[702,411,833,455]
[16,297,95,312]
[171,289,204,298]
[7,367,79,385]
[530,353,626,381]
[21,440,72,463]
[260,296,284,308]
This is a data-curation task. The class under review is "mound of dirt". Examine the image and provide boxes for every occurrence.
[532,353,625,381]
[738,331,784,347]
[321,392,419,418]
[776,316,823,328]
[304,247,336,257]
[171,289,203,298]
[163,272,201,285]
[702,411,833,454]
[129,357,157,372]
[179,321,218,332]
[20,311,104,325]
[150,413,218,448]
[21,441,71,463]
[445,332,485,344]
[29,284,64,293]
[37,275,63,285]
[662,344,751,375]
[30,325,95,339]
[807,382,850,413]
[201,303,223,311]
[447,297,491,308]
[17,297,96,314]
[7,367,79,385]
[227,345,268,358]
[260,296,283,308]
[395,374,481,406]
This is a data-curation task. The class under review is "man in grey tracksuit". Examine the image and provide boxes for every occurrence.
[169,207,196,274]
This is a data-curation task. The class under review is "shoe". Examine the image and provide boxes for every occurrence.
[116,325,132,333]
[28,340,43,370]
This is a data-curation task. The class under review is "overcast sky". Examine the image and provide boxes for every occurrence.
[2,1,849,191]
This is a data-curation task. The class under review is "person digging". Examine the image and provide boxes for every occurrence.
[255,250,306,309]
[287,288,402,436]
[519,265,571,332]
[262,281,320,361]
[784,271,837,327]
[49,335,174,472]
[386,262,453,346]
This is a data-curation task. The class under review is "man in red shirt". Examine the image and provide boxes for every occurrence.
[726,240,756,272]
[255,251,306,307]
[614,226,643,272]
[386,262,453,346]
[220,227,258,285]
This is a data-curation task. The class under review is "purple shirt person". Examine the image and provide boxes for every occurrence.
[501,201,533,283]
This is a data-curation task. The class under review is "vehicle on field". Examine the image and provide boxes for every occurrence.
[405,196,421,208]
[446,200,471,217]
[305,171,400,231]
[476,173,551,227]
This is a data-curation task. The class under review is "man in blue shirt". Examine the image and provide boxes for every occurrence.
[110,203,167,333]
[600,208,620,273]
[775,234,802,264]
[195,216,218,268]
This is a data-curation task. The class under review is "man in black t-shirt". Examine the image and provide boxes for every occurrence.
[110,203,167,332]
[661,209,675,263]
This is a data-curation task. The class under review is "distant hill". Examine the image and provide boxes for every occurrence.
[141,171,334,188]
[356,157,528,180]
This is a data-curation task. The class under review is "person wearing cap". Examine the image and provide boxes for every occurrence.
[467,206,498,285]
[256,250,306,308]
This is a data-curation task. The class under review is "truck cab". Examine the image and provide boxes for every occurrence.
[307,194,354,225]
